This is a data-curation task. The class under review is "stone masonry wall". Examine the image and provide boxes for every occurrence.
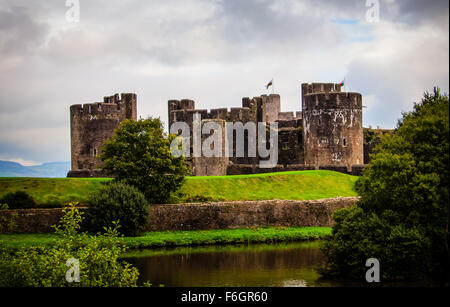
[0,197,358,234]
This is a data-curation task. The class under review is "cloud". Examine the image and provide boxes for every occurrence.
[0,0,448,163]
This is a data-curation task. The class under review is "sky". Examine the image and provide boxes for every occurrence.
[0,0,448,165]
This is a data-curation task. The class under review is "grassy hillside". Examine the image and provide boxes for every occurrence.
[179,170,358,201]
[0,178,109,206]
[0,170,359,207]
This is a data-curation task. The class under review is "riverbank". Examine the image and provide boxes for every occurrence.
[0,226,332,251]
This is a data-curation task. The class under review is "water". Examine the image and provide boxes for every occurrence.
[122,242,443,287]
[123,241,337,287]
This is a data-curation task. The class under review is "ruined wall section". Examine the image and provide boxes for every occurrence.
[302,91,363,170]
[168,94,304,176]
[69,93,137,175]
[277,119,304,165]
[168,97,261,175]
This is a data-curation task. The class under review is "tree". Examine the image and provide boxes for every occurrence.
[321,87,449,281]
[100,117,189,204]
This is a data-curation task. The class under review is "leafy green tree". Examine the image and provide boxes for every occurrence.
[321,87,449,281]
[100,117,189,204]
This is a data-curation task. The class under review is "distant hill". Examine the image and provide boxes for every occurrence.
[0,161,71,178]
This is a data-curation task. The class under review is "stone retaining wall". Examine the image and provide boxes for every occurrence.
[146,197,359,231]
[0,197,359,234]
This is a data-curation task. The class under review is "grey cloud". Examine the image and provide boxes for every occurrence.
[0,5,49,55]
[0,0,448,163]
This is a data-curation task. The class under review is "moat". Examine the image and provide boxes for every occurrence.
[122,242,440,287]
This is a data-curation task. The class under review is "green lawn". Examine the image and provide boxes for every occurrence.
[180,170,358,201]
[0,226,332,251]
[0,170,359,207]
[0,177,109,207]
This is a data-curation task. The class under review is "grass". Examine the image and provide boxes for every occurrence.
[179,170,358,201]
[0,170,359,207]
[0,177,109,207]
[0,226,332,251]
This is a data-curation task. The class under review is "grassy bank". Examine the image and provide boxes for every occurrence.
[0,177,108,207]
[0,170,358,207]
[0,226,332,251]
[180,170,358,201]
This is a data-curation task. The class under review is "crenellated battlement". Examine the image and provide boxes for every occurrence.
[169,106,254,125]
[301,82,342,95]
[303,92,362,110]
[168,93,285,127]
[70,93,137,119]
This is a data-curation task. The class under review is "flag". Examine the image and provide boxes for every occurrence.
[266,79,273,89]
[338,80,345,87]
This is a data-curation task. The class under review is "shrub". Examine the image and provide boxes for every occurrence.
[86,182,149,236]
[0,191,37,209]
[0,203,141,287]
[0,204,8,210]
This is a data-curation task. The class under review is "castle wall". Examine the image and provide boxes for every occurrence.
[261,94,281,123]
[168,93,307,176]
[277,119,304,165]
[69,93,137,175]
[192,119,229,176]
[0,197,359,233]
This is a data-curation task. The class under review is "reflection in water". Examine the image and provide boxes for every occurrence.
[123,241,335,287]
[123,241,447,287]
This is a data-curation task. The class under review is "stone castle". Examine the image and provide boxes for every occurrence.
[68,83,367,178]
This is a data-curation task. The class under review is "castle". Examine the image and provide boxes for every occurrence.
[68,83,367,178]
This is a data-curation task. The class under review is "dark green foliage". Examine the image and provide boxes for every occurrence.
[0,191,37,209]
[363,127,393,144]
[322,88,449,281]
[100,117,189,204]
[320,206,431,280]
[86,182,149,236]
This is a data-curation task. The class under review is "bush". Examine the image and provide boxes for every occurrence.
[86,182,149,236]
[0,191,37,209]
[0,203,141,287]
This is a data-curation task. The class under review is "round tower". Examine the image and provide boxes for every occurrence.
[302,86,363,170]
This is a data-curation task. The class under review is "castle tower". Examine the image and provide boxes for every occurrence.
[67,93,137,177]
[260,94,281,123]
[301,83,363,170]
